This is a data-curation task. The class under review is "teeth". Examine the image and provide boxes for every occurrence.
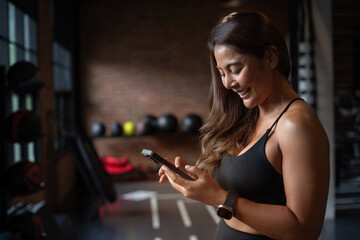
[238,88,249,95]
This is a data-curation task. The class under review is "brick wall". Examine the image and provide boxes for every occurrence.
[78,0,288,168]
[79,0,218,167]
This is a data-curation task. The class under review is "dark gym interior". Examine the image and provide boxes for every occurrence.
[1,0,360,239]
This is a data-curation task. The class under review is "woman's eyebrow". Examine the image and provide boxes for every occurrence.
[216,61,242,70]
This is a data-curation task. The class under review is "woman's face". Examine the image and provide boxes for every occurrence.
[214,44,275,109]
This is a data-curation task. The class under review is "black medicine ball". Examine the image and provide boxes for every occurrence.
[157,113,178,133]
[5,160,45,196]
[110,122,122,136]
[136,115,157,136]
[5,110,42,143]
[181,114,203,134]
[7,61,45,94]
[91,122,106,137]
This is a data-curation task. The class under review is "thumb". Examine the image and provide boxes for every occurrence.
[185,165,203,176]
[175,156,188,168]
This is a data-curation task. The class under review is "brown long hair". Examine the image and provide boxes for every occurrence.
[196,12,290,172]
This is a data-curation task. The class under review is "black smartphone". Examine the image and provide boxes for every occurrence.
[141,149,194,181]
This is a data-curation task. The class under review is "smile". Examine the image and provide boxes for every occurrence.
[235,87,250,97]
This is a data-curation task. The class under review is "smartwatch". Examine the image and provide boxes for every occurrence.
[216,190,238,220]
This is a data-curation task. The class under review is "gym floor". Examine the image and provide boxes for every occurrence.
[75,180,360,240]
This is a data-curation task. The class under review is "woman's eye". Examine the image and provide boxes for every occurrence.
[232,68,242,75]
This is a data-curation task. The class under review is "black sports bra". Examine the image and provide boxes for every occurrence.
[213,98,302,205]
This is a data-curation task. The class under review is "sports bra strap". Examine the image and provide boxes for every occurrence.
[268,98,303,131]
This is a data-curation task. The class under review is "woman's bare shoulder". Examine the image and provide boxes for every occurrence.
[282,100,323,128]
[277,100,329,147]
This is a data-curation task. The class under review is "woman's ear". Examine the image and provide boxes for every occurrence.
[265,45,279,70]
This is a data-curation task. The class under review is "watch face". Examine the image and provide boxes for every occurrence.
[217,207,233,220]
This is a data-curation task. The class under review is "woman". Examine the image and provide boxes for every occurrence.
[159,12,329,240]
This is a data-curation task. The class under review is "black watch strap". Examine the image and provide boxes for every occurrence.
[224,190,238,208]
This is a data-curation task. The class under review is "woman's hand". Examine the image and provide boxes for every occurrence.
[158,156,197,183]
[160,158,227,207]
[158,158,171,184]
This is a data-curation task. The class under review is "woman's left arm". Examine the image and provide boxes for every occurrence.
[276,108,330,238]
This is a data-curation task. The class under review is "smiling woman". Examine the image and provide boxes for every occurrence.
[214,44,277,107]
[200,11,292,166]
[159,11,330,240]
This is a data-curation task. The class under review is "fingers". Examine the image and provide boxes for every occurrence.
[174,156,199,179]
[163,168,186,194]
[162,164,200,184]
[159,174,167,183]
[158,157,174,183]
[163,165,206,202]
[162,165,187,185]
[161,164,225,206]
[174,156,188,168]
[158,157,198,184]
[158,166,168,183]
[184,165,203,176]
[158,166,165,176]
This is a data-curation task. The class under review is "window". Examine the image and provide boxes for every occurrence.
[0,0,39,164]
[53,42,73,152]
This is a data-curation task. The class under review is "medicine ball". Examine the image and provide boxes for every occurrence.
[157,113,178,133]
[123,121,136,136]
[7,61,45,94]
[91,122,106,137]
[110,122,122,136]
[5,109,42,143]
[181,114,203,134]
[5,160,45,196]
[136,115,157,136]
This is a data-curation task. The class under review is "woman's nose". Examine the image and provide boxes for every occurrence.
[223,74,236,89]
